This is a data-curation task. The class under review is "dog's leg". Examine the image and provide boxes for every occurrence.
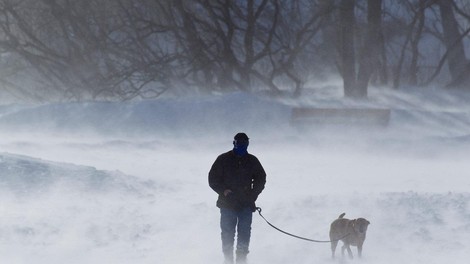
[330,240,338,259]
[341,244,346,258]
[357,242,363,258]
[342,244,353,259]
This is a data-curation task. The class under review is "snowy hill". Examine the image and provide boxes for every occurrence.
[0,88,469,263]
[0,153,158,264]
[0,153,154,195]
[0,93,291,137]
[1,87,469,141]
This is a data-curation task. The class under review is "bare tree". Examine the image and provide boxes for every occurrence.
[391,0,434,88]
[438,0,467,81]
[408,0,427,86]
[0,0,469,101]
[356,0,383,96]
[419,0,470,88]
[0,0,178,101]
[337,0,384,98]
[339,0,357,98]
[437,0,470,89]
[165,0,329,96]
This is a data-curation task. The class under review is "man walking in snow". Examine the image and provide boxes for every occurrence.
[209,132,266,264]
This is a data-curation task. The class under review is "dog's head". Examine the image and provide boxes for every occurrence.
[352,218,370,234]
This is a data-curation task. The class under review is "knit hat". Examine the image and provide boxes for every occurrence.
[234,133,249,141]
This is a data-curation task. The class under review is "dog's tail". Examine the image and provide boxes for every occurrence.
[338,213,346,218]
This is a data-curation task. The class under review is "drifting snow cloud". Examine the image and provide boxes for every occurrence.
[0,89,468,263]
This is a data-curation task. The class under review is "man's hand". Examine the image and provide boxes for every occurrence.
[223,189,233,196]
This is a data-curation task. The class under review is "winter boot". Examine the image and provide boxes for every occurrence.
[224,251,234,264]
[235,250,248,264]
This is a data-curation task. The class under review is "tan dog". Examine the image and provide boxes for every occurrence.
[329,213,370,259]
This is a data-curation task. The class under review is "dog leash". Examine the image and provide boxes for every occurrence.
[256,207,348,243]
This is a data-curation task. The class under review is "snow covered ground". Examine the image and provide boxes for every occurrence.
[0,85,469,264]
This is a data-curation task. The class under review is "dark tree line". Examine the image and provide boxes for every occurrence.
[0,0,469,101]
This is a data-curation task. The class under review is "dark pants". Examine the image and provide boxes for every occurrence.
[220,207,253,262]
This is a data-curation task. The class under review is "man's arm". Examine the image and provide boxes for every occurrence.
[251,157,266,200]
[208,156,226,195]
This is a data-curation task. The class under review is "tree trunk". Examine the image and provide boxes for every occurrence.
[318,0,337,71]
[356,0,382,97]
[409,0,426,86]
[378,33,388,86]
[438,0,468,83]
[339,0,357,98]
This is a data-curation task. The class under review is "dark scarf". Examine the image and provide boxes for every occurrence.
[233,141,248,156]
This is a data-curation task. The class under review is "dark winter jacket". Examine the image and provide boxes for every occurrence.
[208,150,266,211]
